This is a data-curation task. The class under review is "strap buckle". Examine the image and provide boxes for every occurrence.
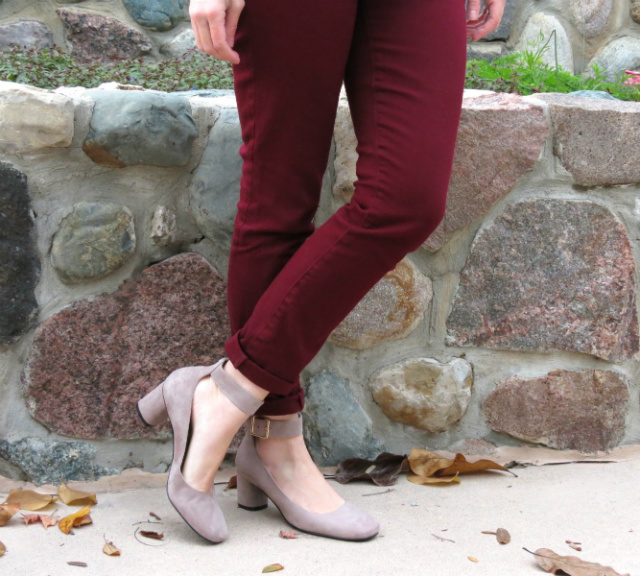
[250,416,270,439]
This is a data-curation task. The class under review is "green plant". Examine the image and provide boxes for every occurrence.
[0,45,234,91]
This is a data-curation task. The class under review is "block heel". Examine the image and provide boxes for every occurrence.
[137,383,168,426]
[237,475,269,511]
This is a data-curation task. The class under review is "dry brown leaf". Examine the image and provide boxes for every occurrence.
[529,548,630,576]
[279,530,298,539]
[437,453,515,477]
[21,513,41,526]
[335,452,408,486]
[227,475,238,490]
[149,512,161,521]
[67,561,88,567]
[567,542,582,552]
[407,473,460,485]
[139,530,164,540]
[496,528,511,544]
[0,540,5,556]
[40,515,58,529]
[0,503,20,526]
[5,489,57,511]
[58,483,97,506]
[408,449,454,477]
[103,541,121,556]
[262,564,284,573]
[59,506,92,535]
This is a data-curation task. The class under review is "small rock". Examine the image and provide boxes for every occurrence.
[83,90,198,167]
[189,107,243,250]
[633,0,640,24]
[303,370,384,465]
[467,41,508,62]
[57,9,153,62]
[123,0,186,31]
[566,90,618,101]
[369,357,473,433]
[483,369,629,451]
[0,21,54,51]
[0,162,40,346]
[160,28,196,57]
[329,259,431,350]
[150,205,177,246]
[0,438,117,485]
[446,200,639,361]
[51,202,136,284]
[533,92,640,186]
[23,253,230,439]
[514,13,574,74]
[0,81,74,153]
[569,0,612,38]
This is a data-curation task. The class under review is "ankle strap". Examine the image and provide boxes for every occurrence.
[212,360,264,415]
[249,414,302,439]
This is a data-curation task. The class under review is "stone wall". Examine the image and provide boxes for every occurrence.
[2,0,640,79]
[1,80,639,484]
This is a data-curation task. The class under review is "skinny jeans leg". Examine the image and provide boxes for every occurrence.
[226,0,467,415]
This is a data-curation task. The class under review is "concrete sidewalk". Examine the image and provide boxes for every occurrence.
[1,448,639,576]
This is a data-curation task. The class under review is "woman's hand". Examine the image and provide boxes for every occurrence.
[189,0,244,64]
[466,0,506,42]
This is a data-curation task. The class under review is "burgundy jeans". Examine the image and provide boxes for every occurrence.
[225,0,467,415]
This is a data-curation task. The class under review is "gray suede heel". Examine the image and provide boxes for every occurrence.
[137,358,264,543]
[235,414,380,541]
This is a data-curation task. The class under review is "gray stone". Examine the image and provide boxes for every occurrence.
[161,28,196,57]
[566,90,618,100]
[533,92,640,186]
[150,205,177,246]
[586,36,640,81]
[483,369,629,451]
[0,438,117,485]
[369,358,473,433]
[0,81,75,153]
[83,90,197,168]
[123,0,185,32]
[570,0,612,38]
[57,9,153,62]
[189,107,242,250]
[485,0,521,41]
[0,21,54,51]
[514,13,574,74]
[446,200,639,362]
[51,202,136,284]
[0,162,39,346]
[328,259,432,350]
[303,370,384,466]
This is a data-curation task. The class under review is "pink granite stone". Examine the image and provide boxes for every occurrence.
[24,253,229,440]
[57,10,152,62]
[534,92,640,186]
[446,199,639,361]
[425,93,548,251]
[483,369,629,451]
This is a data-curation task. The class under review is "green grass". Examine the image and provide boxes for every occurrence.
[1,31,639,100]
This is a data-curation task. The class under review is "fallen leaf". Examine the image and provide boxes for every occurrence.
[67,561,88,567]
[149,512,161,521]
[40,515,58,529]
[408,449,454,477]
[437,453,515,477]
[262,564,284,573]
[496,528,511,544]
[21,513,41,526]
[59,506,92,535]
[567,542,582,552]
[468,557,479,562]
[335,452,408,486]
[0,503,20,526]
[279,530,297,539]
[227,476,237,490]
[103,541,121,556]
[139,530,164,540]
[5,489,57,511]
[0,540,5,556]
[527,548,630,576]
[58,483,97,506]
[407,473,460,485]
